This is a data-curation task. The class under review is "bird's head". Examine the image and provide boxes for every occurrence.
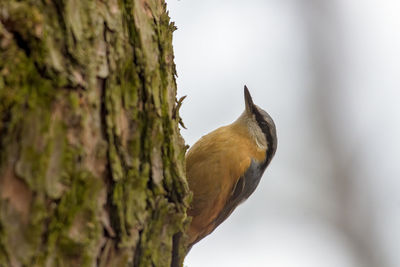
[235,86,277,161]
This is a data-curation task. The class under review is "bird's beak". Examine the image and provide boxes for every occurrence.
[244,85,255,113]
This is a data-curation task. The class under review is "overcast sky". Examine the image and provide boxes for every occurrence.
[166,1,400,267]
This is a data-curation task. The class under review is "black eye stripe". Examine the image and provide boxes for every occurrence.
[253,108,277,167]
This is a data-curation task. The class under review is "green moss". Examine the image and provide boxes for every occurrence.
[15,134,52,191]
[0,221,8,264]
[47,170,103,265]
[23,197,48,266]
[0,39,53,107]
[58,236,86,258]
[69,92,80,109]
[108,143,124,181]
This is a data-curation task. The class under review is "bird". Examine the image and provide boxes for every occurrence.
[185,85,277,248]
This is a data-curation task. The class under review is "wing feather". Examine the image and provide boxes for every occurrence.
[213,159,265,228]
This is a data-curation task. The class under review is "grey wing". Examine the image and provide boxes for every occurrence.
[213,159,266,227]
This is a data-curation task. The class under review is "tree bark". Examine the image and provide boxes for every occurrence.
[0,0,190,266]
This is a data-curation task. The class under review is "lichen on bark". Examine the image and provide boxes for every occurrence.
[0,0,190,266]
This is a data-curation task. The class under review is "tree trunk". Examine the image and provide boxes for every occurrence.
[0,0,190,266]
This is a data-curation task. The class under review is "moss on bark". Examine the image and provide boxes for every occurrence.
[0,0,189,266]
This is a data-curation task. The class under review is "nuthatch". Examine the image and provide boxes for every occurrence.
[185,86,277,247]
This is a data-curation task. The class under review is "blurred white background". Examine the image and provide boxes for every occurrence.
[166,1,400,267]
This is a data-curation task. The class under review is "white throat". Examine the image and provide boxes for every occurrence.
[236,111,267,150]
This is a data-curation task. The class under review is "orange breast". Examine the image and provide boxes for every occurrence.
[185,123,266,245]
